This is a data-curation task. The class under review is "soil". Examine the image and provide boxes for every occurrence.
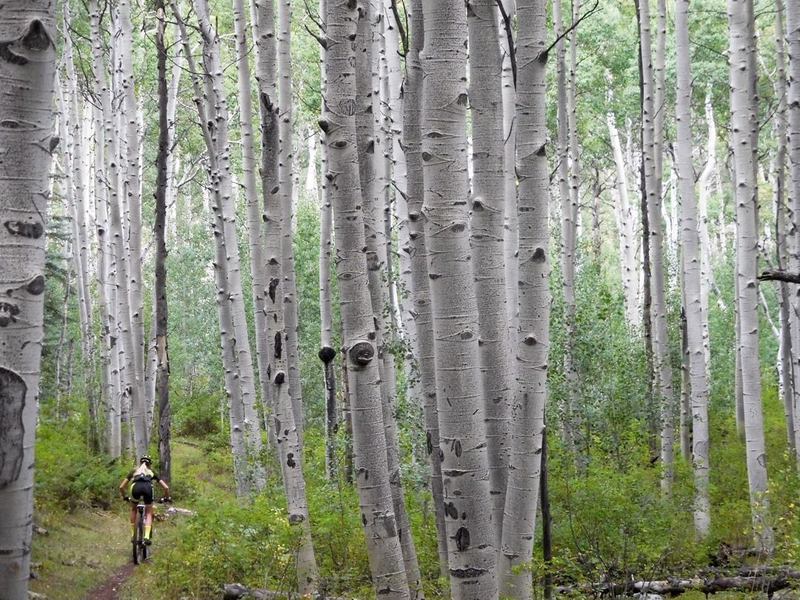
[84,562,136,600]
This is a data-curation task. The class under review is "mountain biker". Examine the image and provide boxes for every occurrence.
[118,456,170,545]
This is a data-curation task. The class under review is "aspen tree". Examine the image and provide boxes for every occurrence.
[500,0,519,343]
[467,0,513,550]
[117,0,148,457]
[88,0,121,456]
[772,0,795,454]
[153,0,172,484]
[500,0,550,597]
[62,2,100,449]
[231,0,274,458]
[638,0,674,491]
[252,0,320,588]
[728,0,774,552]
[698,90,717,375]
[607,105,640,327]
[0,4,56,598]
[676,0,710,537]
[421,0,499,595]
[355,5,422,593]
[278,0,305,440]
[309,0,339,480]
[786,0,800,466]
[403,0,449,576]
[554,0,578,458]
[322,1,409,596]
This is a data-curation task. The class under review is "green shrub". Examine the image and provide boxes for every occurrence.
[35,422,121,510]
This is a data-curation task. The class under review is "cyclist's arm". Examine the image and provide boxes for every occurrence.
[158,479,170,495]
[118,477,130,499]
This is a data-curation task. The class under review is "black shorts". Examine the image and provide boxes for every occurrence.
[130,480,154,505]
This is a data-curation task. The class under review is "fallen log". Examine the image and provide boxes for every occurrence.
[555,567,800,598]
[222,583,350,600]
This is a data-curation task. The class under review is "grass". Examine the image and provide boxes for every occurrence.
[29,507,131,600]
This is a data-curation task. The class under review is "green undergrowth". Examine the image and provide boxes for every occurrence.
[32,387,800,600]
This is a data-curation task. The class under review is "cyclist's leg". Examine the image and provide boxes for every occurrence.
[129,502,137,540]
[142,485,155,540]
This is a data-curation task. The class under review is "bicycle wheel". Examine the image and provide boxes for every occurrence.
[133,510,145,565]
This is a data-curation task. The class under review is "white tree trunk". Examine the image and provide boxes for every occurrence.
[785,0,800,467]
[607,107,640,328]
[277,0,305,441]
[638,0,674,492]
[0,5,56,598]
[771,0,795,455]
[499,1,550,597]
[232,0,273,463]
[500,0,519,349]
[468,0,513,554]
[728,0,774,552]
[117,0,148,458]
[87,0,121,456]
[676,0,711,537]
[698,90,717,372]
[404,0,449,577]
[322,1,410,596]
[554,0,579,459]
[421,0,498,596]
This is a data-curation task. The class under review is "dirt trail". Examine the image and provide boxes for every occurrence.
[84,562,136,600]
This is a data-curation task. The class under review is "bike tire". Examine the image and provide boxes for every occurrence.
[133,510,145,565]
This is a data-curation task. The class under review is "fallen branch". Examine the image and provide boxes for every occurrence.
[555,567,800,598]
[758,269,800,284]
[222,583,350,600]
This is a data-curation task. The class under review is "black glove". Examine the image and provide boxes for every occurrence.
[160,496,172,503]
[123,495,131,502]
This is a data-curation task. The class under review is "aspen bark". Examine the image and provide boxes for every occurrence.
[468,0,512,551]
[421,0,498,595]
[312,0,338,481]
[322,1,409,596]
[786,0,800,466]
[232,0,273,458]
[262,54,320,599]
[638,0,674,492]
[404,0,449,577]
[153,0,172,486]
[501,0,519,345]
[63,3,99,448]
[728,0,774,552]
[773,0,795,455]
[500,0,550,596]
[607,106,640,327]
[0,4,56,598]
[698,90,717,373]
[117,0,148,458]
[253,0,319,588]
[356,5,422,593]
[676,0,710,537]
[88,0,120,457]
[554,0,579,459]
[278,0,305,441]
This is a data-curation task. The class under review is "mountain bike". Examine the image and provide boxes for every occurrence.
[125,496,171,564]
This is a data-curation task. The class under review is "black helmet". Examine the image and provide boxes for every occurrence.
[140,456,152,465]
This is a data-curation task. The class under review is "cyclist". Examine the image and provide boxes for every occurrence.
[118,456,170,545]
